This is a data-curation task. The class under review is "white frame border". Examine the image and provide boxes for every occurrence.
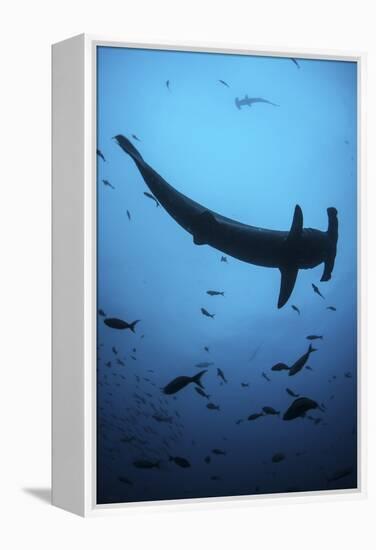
[53,34,367,517]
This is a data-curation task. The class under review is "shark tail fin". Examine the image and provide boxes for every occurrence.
[235,98,241,110]
[192,370,207,389]
[113,134,144,164]
[309,344,318,353]
[321,207,338,282]
[277,206,303,309]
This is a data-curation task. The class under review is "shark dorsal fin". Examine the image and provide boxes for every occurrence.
[287,205,303,241]
[278,266,299,308]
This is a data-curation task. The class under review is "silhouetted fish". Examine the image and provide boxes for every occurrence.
[195,361,214,368]
[98,309,106,317]
[163,370,207,395]
[112,346,118,355]
[271,362,290,372]
[133,459,159,469]
[262,372,271,382]
[166,80,171,91]
[143,191,159,207]
[291,305,300,315]
[272,452,286,463]
[290,58,300,69]
[97,149,106,162]
[212,449,226,455]
[204,456,211,464]
[169,456,191,468]
[152,413,173,423]
[283,397,319,420]
[235,95,279,109]
[286,388,299,398]
[289,344,317,376]
[306,335,323,340]
[195,387,210,399]
[132,134,141,142]
[327,306,337,311]
[104,318,140,332]
[262,406,279,416]
[102,179,115,189]
[248,413,264,421]
[220,256,228,263]
[207,403,220,411]
[218,79,230,88]
[241,382,249,387]
[312,283,325,299]
[118,476,133,485]
[327,466,353,482]
[206,290,224,296]
[201,307,215,319]
[217,367,227,383]
[126,210,131,221]
[204,346,210,352]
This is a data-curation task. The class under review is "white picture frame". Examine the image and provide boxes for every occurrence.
[52,34,366,517]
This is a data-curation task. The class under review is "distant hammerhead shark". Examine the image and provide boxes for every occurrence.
[113,135,338,308]
[235,95,279,109]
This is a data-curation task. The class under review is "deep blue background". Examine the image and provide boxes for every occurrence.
[96,46,357,504]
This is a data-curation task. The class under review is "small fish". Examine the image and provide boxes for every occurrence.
[206,290,224,296]
[133,459,160,469]
[118,476,133,485]
[241,382,249,388]
[306,335,323,340]
[327,306,337,311]
[262,372,271,382]
[211,475,221,481]
[262,406,280,416]
[211,449,226,455]
[132,134,141,142]
[344,371,352,379]
[291,305,300,315]
[112,346,118,355]
[236,419,244,424]
[204,346,210,352]
[312,283,325,299]
[195,361,214,368]
[204,456,211,464]
[143,191,159,207]
[217,367,228,384]
[283,397,319,421]
[104,318,140,332]
[290,58,300,69]
[249,345,261,362]
[206,402,220,411]
[169,456,191,468]
[97,149,106,162]
[327,466,353,482]
[286,388,299,398]
[305,365,313,371]
[116,358,125,366]
[201,307,215,319]
[218,79,230,88]
[195,387,210,399]
[152,413,173,423]
[102,179,115,189]
[98,309,106,317]
[272,452,286,463]
[163,370,207,395]
[289,344,317,376]
[126,210,131,221]
[248,413,264,421]
[220,256,228,263]
[166,80,171,91]
[105,361,111,368]
[271,362,290,372]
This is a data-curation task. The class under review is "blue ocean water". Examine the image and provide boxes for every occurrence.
[96,46,357,504]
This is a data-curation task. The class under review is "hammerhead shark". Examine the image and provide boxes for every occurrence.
[113,135,338,308]
[235,95,279,109]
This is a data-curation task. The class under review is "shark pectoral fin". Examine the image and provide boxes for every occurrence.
[278,266,299,308]
[192,211,219,246]
[287,205,303,242]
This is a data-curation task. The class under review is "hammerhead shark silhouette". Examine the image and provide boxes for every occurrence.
[113,135,338,308]
[235,95,279,109]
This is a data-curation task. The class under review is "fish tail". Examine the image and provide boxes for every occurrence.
[129,320,140,333]
[309,344,318,353]
[192,370,207,389]
[113,134,144,164]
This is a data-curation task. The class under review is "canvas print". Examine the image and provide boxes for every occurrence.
[96,46,357,505]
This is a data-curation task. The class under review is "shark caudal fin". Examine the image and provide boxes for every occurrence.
[235,97,241,110]
[113,134,144,164]
[277,205,303,309]
[321,207,338,282]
